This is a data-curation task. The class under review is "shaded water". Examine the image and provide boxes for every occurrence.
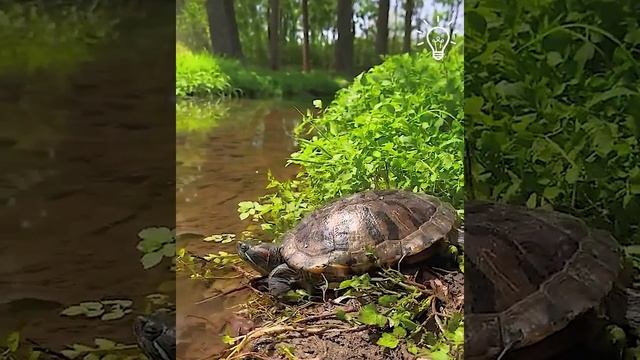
[175,99,309,358]
[0,4,175,353]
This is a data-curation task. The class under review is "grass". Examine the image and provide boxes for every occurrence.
[0,2,115,76]
[175,42,349,99]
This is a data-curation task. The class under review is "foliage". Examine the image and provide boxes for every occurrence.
[136,227,176,270]
[334,271,462,359]
[176,0,461,71]
[0,2,115,76]
[61,299,133,321]
[239,44,464,237]
[176,0,210,52]
[176,43,231,97]
[465,0,640,243]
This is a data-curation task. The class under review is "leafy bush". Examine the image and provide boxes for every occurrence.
[176,43,231,97]
[239,43,464,237]
[176,45,348,99]
[465,0,640,243]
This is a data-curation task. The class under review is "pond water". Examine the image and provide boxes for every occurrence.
[175,98,310,358]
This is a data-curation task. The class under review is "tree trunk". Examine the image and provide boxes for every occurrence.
[268,0,280,70]
[375,0,389,57]
[335,0,353,74]
[301,0,311,72]
[403,0,414,53]
[206,0,243,59]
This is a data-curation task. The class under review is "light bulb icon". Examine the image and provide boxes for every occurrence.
[418,17,456,61]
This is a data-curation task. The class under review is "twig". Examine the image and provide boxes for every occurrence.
[432,299,445,334]
[195,285,251,304]
[221,324,367,360]
[292,306,357,324]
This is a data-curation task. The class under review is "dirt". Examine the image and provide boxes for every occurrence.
[220,258,465,360]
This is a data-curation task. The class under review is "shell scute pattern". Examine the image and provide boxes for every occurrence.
[464,201,622,359]
[280,190,457,280]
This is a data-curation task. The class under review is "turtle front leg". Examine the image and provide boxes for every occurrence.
[268,263,300,298]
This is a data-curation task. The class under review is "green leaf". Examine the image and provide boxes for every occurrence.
[378,294,399,307]
[526,193,537,208]
[543,186,561,200]
[162,243,176,257]
[7,331,19,352]
[61,305,86,317]
[546,51,563,66]
[359,304,387,327]
[587,87,636,108]
[376,332,399,349]
[222,334,236,345]
[313,99,322,109]
[392,326,407,338]
[336,309,347,321]
[464,96,484,115]
[565,165,581,184]
[94,338,115,349]
[141,251,164,269]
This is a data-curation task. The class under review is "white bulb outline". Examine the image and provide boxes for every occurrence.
[417,17,456,61]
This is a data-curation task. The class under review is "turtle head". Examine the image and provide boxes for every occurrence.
[237,241,284,276]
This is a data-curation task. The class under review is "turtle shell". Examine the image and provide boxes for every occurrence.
[464,201,622,360]
[279,190,458,281]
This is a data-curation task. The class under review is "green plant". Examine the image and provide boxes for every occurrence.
[0,2,115,76]
[240,44,464,238]
[136,227,176,270]
[335,271,463,359]
[176,43,231,97]
[465,0,640,243]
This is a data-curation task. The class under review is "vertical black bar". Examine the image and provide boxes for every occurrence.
[0,0,176,357]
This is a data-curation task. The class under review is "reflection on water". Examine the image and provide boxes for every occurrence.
[0,3,175,352]
[176,99,308,358]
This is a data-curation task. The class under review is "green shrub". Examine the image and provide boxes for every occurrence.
[239,43,464,237]
[465,0,640,243]
[176,43,231,97]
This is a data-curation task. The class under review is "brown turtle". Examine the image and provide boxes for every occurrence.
[465,200,628,360]
[237,189,462,298]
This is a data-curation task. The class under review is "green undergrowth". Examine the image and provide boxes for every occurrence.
[176,42,349,98]
[465,0,640,244]
[238,41,464,237]
[230,42,464,359]
[0,2,115,76]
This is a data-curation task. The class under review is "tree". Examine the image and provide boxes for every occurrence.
[268,0,280,70]
[205,0,243,59]
[403,0,414,53]
[335,0,353,74]
[301,0,311,72]
[375,0,390,57]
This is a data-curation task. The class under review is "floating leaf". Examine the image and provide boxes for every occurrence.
[7,331,19,352]
[94,338,116,349]
[141,251,164,269]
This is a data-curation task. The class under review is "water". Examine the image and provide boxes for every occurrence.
[175,99,309,358]
[0,4,175,352]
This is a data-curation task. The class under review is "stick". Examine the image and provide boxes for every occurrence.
[195,285,251,304]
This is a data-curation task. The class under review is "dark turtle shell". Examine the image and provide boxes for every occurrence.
[279,190,459,281]
[133,310,176,360]
[464,201,622,360]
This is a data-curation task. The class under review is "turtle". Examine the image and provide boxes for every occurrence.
[236,189,462,298]
[133,309,176,360]
[464,200,630,360]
